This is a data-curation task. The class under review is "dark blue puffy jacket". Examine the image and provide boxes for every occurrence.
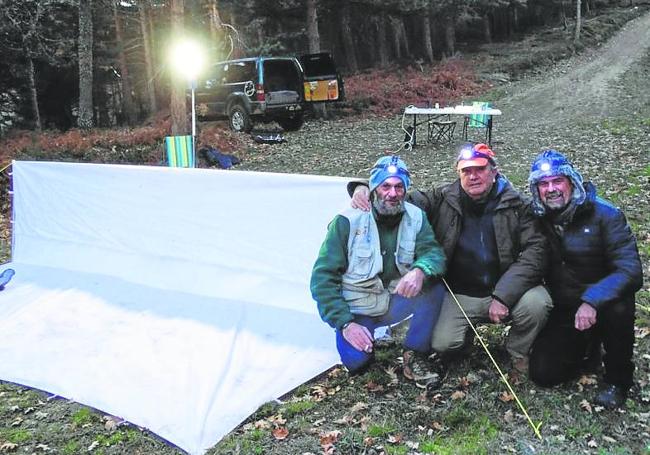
[541,182,643,310]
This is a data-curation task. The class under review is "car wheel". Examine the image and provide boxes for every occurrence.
[278,114,304,131]
[228,104,252,133]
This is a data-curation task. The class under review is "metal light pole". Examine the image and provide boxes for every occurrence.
[171,40,204,168]
[190,79,197,166]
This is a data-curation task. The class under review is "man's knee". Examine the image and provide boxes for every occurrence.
[512,286,552,325]
[431,329,467,353]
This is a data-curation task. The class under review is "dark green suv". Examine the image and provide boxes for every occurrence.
[195,53,344,132]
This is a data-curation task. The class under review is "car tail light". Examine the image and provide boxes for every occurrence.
[327,80,339,100]
[256,84,265,101]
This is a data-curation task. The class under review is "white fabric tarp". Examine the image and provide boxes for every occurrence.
[0,161,347,454]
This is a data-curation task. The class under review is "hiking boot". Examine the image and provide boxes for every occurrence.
[402,350,439,386]
[511,356,529,375]
[594,384,628,409]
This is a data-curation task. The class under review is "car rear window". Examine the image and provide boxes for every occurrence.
[221,61,255,84]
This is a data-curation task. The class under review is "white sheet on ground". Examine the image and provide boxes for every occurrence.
[0,161,348,454]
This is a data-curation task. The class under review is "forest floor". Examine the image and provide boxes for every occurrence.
[1,3,650,455]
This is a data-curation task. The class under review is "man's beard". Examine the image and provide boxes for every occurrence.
[373,195,405,215]
[543,191,568,211]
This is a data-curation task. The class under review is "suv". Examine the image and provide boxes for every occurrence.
[195,53,344,132]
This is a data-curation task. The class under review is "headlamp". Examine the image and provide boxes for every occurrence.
[540,161,551,172]
[459,147,474,160]
[374,156,410,177]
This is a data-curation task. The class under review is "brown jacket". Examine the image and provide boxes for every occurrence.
[406,175,547,307]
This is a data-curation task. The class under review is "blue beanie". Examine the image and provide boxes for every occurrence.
[369,156,411,192]
[528,150,586,216]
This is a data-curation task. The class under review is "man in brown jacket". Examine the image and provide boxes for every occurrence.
[350,144,552,373]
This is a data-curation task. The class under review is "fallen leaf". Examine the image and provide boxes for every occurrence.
[406,440,419,449]
[580,399,593,413]
[256,419,272,430]
[104,419,118,431]
[0,442,18,452]
[349,402,368,414]
[386,434,402,444]
[333,415,353,425]
[268,414,287,426]
[450,390,466,400]
[87,441,100,451]
[587,438,598,448]
[499,391,515,403]
[458,376,471,389]
[503,410,514,423]
[431,421,444,431]
[635,326,649,339]
[35,444,50,452]
[23,407,35,415]
[10,417,23,427]
[357,416,371,431]
[319,430,341,446]
[602,435,617,443]
[365,381,384,393]
[328,367,344,378]
[363,436,374,446]
[383,366,399,386]
[272,426,289,440]
[34,411,48,420]
[577,375,597,386]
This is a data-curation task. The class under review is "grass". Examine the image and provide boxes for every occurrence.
[71,408,94,427]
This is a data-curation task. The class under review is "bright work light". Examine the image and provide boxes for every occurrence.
[170,40,204,80]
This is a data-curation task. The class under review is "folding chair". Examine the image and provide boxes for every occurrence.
[463,101,491,143]
[427,118,456,143]
[164,135,195,168]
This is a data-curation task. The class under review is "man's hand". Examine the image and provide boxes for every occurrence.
[575,302,597,331]
[488,299,509,323]
[351,185,371,211]
[394,268,425,298]
[342,322,374,353]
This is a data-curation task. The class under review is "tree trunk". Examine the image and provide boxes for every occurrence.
[574,0,582,43]
[113,0,137,125]
[340,0,358,72]
[482,13,492,43]
[397,17,409,58]
[306,0,327,118]
[170,0,187,135]
[390,16,401,59]
[78,0,94,129]
[139,0,157,115]
[421,14,434,63]
[375,14,389,68]
[27,55,42,132]
[444,20,455,57]
[207,0,224,61]
[306,0,320,53]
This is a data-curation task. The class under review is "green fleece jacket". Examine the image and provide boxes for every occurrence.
[310,208,446,330]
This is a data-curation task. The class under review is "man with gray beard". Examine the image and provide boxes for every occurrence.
[311,156,447,386]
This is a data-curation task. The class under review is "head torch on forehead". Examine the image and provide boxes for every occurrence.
[457,146,494,163]
[374,155,410,177]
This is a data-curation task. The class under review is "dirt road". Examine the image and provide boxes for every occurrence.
[499,9,650,126]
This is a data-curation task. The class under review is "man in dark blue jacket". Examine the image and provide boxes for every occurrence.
[527,150,643,408]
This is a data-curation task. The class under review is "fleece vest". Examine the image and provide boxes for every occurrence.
[339,202,423,316]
